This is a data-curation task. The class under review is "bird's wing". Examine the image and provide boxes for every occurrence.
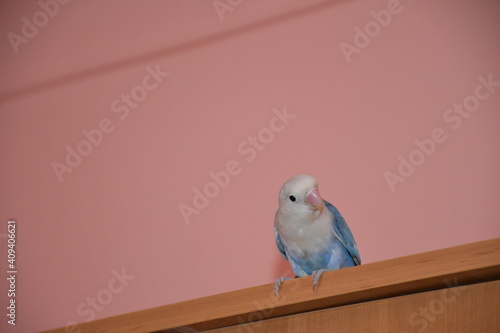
[325,201,361,265]
[274,212,288,260]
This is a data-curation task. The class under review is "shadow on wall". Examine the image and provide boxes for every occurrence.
[0,0,346,103]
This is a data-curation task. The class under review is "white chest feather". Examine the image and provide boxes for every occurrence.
[277,211,334,258]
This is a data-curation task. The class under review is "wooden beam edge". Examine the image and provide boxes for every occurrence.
[43,238,500,333]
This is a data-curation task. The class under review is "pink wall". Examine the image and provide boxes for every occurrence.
[1,0,499,332]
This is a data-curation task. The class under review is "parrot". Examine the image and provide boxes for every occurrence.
[274,174,360,296]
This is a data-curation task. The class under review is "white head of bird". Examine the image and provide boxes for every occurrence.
[278,174,327,223]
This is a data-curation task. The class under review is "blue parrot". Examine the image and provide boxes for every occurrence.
[274,174,360,296]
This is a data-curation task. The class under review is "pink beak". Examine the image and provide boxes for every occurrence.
[305,188,324,212]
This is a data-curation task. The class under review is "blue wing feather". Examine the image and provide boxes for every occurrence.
[324,201,361,265]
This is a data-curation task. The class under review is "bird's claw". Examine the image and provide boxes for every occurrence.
[274,276,292,298]
[312,269,328,291]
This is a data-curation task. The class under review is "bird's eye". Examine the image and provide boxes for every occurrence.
[289,195,296,202]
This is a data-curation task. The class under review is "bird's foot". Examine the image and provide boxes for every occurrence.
[274,276,292,298]
[312,269,328,291]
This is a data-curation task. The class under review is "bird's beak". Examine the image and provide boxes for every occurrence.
[305,188,324,212]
